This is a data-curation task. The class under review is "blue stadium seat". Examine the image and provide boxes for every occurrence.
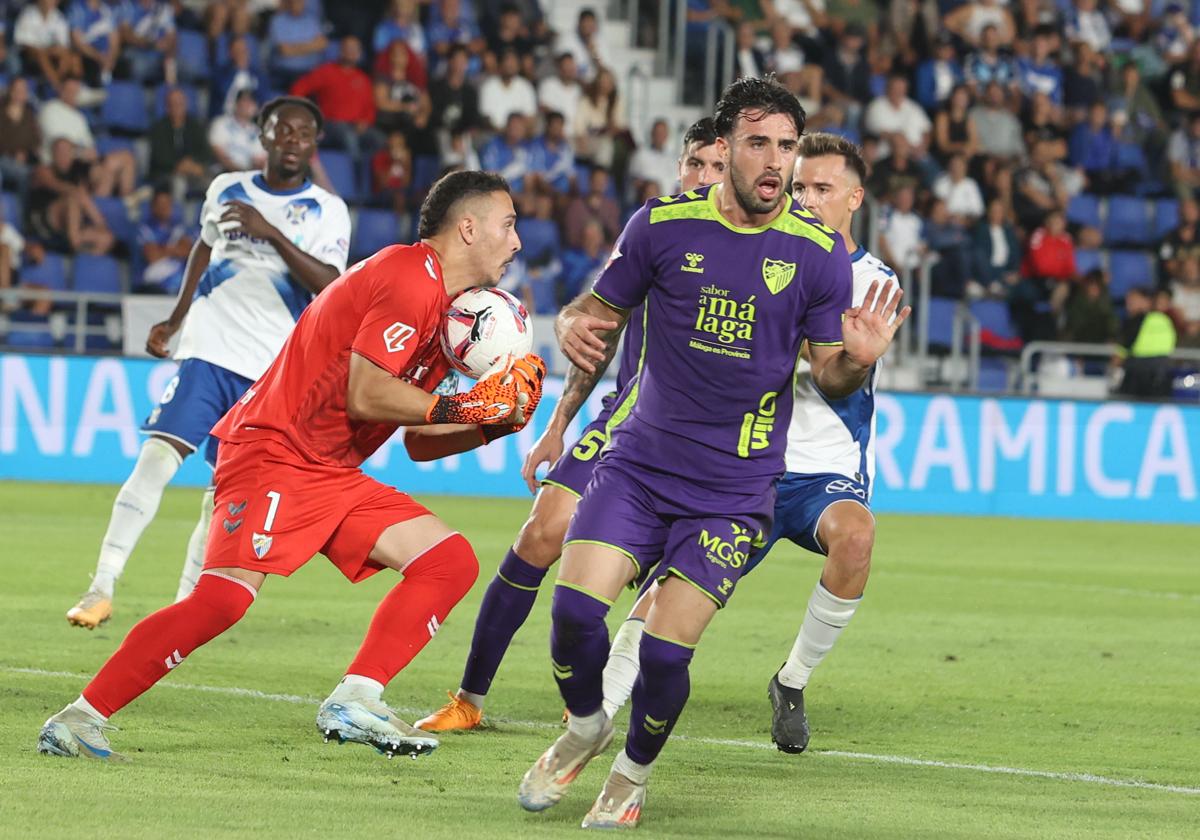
[924,297,959,351]
[977,357,1010,391]
[95,136,135,158]
[3,310,57,349]
[970,299,1019,342]
[72,254,123,296]
[1066,193,1102,229]
[1108,250,1155,299]
[352,208,401,260]
[1,191,22,229]
[101,81,150,134]
[94,196,137,250]
[1075,248,1103,276]
[21,253,68,291]
[319,150,360,202]
[177,30,211,82]
[1103,196,1151,246]
[155,84,201,117]
[1155,198,1180,239]
[410,155,441,194]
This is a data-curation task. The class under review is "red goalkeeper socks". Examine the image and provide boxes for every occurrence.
[82,571,257,717]
[346,533,478,685]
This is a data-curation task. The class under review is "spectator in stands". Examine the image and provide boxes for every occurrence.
[1165,38,1200,116]
[480,112,529,193]
[1159,198,1200,279]
[370,131,412,215]
[1170,256,1200,346]
[205,0,253,41]
[765,16,808,89]
[68,0,119,88]
[1061,268,1118,344]
[39,78,137,198]
[430,44,482,137]
[1167,111,1200,202]
[574,67,626,170]
[479,47,538,132]
[964,25,1015,96]
[373,0,427,58]
[119,0,177,85]
[515,187,561,313]
[209,89,266,173]
[149,86,212,201]
[525,111,575,195]
[915,32,964,112]
[821,23,871,128]
[564,165,619,248]
[560,217,610,305]
[864,72,932,156]
[556,8,609,83]
[867,134,926,201]
[486,3,536,78]
[1108,61,1164,149]
[213,35,269,117]
[1156,3,1195,67]
[878,184,923,272]
[426,0,485,76]
[971,81,1026,162]
[0,78,41,198]
[293,36,382,167]
[14,0,79,91]
[933,84,979,165]
[136,188,192,295]
[374,40,434,156]
[267,0,327,92]
[629,119,678,199]
[27,137,114,255]
[1014,136,1079,229]
[973,197,1021,296]
[1155,286,1188,338]
[1064,0,1111,55]
[0,199,26,313]
[934,153,985,224]
[944,0,1015,48]
[538,53,583,136]
[1016,24,1063,106]
[1069,101,1123,193]
[1023,208,1076,299]
[733,21,768,81]
[1022,92,1068,161]
[439,121,481,172]
[925,197,978,298]
[1062,41,1104,120]
[1113,286,1176,398]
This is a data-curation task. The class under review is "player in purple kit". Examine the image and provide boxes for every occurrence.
[517,76,909,829]
[415,118,727,733]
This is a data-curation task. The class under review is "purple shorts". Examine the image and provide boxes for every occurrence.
[541,414,612,497]
[563,455,773,608]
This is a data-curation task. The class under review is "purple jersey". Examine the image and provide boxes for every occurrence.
[592,184,851,496]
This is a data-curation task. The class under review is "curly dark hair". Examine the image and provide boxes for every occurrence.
[799,132,869,185]
[418,170,512,239]
[712,74,805,140]
[681,116,718,150]
[257,95,324,133]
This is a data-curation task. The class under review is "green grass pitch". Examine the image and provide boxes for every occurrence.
[2,481,1197,839]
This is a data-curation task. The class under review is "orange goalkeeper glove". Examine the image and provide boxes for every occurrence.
[480,353,547,443]
[426,368,521,425]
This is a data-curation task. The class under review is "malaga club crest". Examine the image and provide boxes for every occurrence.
[761,258,796,295]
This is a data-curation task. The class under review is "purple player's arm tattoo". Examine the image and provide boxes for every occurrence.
[552,291,629,428]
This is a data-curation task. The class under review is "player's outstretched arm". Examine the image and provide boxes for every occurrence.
[810,279,911,399]
[219,200,340,293]
[552,290,629,422]
[146,240,212,357]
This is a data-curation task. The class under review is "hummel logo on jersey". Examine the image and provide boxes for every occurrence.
[165,649,184,670]
[681,252,705,273]
[824,479,866,499]
[426,614,441,638]
[223,517,243,534]
[383,321,416,353]
[227,501,247,515]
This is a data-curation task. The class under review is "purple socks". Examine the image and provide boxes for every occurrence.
[549,583,612,716]
[625,633,695,765]
[459,548,548,697]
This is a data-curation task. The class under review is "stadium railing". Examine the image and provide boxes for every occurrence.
[1017,341,1200,397]
[0,289,125,353]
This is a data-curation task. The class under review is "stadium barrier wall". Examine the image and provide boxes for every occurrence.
[1,354,1197,524]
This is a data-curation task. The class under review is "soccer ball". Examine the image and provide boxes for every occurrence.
[441,287,533,379]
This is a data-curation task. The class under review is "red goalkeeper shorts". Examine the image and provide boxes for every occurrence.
[204,437,432,582]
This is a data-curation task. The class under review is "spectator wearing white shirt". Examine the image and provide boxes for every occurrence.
[1167,112,1200,202]
[15,0,80,90]
[864,73,933,154]
[209,90,267,172]
[1065,0,1111,54]
[1172,257,1200,346]
[538,53,583,136]
[38,78,137,197]
[479,47,537,132]
[0,200,26,314]
[629,119,679,198]
[933,153,986,224]
[555,7,609,82]
[880,184,925,271]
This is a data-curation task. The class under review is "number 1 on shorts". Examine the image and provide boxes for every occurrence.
[264,490,281,532]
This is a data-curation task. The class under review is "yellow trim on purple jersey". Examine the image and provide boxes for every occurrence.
[562,539,641,578]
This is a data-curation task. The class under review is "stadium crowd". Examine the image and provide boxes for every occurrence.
[0,0,1198,360]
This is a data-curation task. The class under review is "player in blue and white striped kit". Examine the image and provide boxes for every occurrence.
[66,97,351,630]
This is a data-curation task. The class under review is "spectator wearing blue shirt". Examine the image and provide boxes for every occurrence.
[267,0,328,92]
[212,35,269,117]
[559,218,609,306]
[480,112,529,193]
[373,0,426,58]
[1016,25,1063,105]
[425,0,484,76]
[525,111,575,194]
[136,189,193,295]
[69,0,118,87]
[514,189,562,314]
[118,0,176,84]
[916,33,965,112]
[964,25,1016,95]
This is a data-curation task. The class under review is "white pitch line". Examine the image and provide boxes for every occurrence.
[9,665,1198,796]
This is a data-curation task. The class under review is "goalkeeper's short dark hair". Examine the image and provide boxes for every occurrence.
[712,74,805,140]
[418,170,512,240]
[257,95,324,133]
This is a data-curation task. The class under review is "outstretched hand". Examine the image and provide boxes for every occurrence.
[842,280,911,368]
[558,311,618,374]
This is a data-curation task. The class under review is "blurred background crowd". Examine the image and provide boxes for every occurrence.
[0,0,1198,378]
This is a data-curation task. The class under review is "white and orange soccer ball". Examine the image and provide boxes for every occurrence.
[440,287,533,379]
